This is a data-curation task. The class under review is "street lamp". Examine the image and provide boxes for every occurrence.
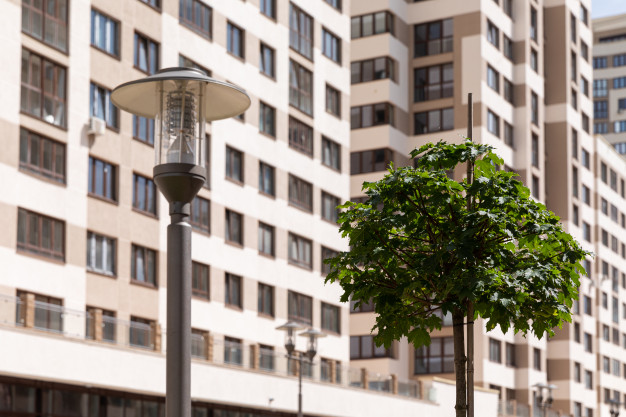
[609,399,621,417]
[534,382,556,417]
[277,321,326,417]
[112,67,250,417]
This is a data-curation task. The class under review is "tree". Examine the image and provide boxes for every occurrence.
[326,140,588,417]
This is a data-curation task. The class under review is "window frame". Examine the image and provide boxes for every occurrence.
[351,56,396,84]
[90,8,120,58]
[260,0,276,20]
[225,146,244,184]
[190,196,210,233]
[225,273,243,309]
[19,128,66,184]
[259,101,276,137]
[22,0,69,52]
[288,174,313,212]
[192,261,210,299]
[179,0,212,39]
[414,108,454,135]
[321,302,340,334]
[288,232,313,269]
[352,11,394,40]
[260,43,276,79]
[289,60,313,116]
[86,231,116,276]
[325,84,341,118]
[288,116,313,156]
[350,148,393,175]
[226,21,245,59]
[132,173,157,216]
[321,137,341,171]
[258,282,274,317]
[289,3,314,60]
[413,18,452,57]
[130,244,157,287]
[133,32,159,75]
[90,81,119,129]
[88,156,117,202]
[351,103,395,129]
[322,27,341,64]
[288,290,313,324]
[321,191,340,223]
[17,207,65,261]
[258,222,275,257]
[414,63,454,102]
[414,336,453,374]
[258,161,276,197]
[225,209,244,246]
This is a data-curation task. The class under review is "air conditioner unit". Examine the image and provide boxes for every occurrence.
[88,117,106,136]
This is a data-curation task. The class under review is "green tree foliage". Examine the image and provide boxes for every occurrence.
[326,140,588,416]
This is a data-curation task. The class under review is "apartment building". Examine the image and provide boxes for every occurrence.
[0,0,499,415]
[592,13,626,154]
[346,1,626,417]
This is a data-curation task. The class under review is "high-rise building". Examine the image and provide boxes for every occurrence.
[347,1,626,417]
[592,13,626,154]
[0,0,491,415]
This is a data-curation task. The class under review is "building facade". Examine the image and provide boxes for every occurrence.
[0,0,489,415]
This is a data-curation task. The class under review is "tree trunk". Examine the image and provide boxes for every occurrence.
[453,309,467,417]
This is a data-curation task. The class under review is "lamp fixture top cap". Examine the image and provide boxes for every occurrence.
[111,67,251,121]
[276,321,306,332]
[300,328,327,339]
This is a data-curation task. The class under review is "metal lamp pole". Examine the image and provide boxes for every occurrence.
[609,399,621,417]
[533,383,556,417]
[112,67,250,417]
[277,322,326,417]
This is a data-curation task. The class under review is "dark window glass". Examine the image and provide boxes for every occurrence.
[21,49,67,127]
[179,0,212,38]
[326,84,341,117]
[131,244,157,286]
[321,191,340,223]
[321,303,340,333]
[91,9,119,56]
[225,146,243,183]
[414,337,453,373]
[260,0,276,19]
[225,273,242,308]
[132,173,157,215]
[19,128,65,183]
[258,222,275,257]
[289,3,313,59]
[260,43,275,78]
[259,102,276,136]
[192,261,209,299]
[350,148,392,174]
[90,82,118,128]
[132,115,155,145]
[17,208,65,261]
[139,0,160,9]
[351,103,394,129]
[322,28,341,63]
[321,246,338,275]
[414,18,452,57]
[258,161,275,196]
[224,336,242,364]
[288,290,312,324]
[258,283,274,316]
[227,22,244,58]
[86,231,116,276]
[487,20,499,48]
[288,233,312,269]
[88,157,117,201]
[288,117,313,156]
[352,11,394,40]
[190,196,210,233]
[288,174,313,212]
[134,32,159,75]
[414,108,454,134]
[129,316,153,349]
[22,0,68,51]
[351,56,395,84]
[225,209,243,245]
[289,60,313,115]
[414,63,453,102]
[322,137,341,171]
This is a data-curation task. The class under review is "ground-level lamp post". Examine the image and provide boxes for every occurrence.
[609,399,621,417]
[277,321,326,417]
[533,383,556,417]
[111,67,250,417]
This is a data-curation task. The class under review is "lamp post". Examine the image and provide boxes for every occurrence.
[111,67,250,417]
[277,321,326,417]
[533,383,556,417]
[609,399,621,417]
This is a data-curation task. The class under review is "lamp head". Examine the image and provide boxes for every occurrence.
[276,321,305,356]
[300,328,326,361]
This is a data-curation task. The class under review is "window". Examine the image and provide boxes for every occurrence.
[615,121,626,133]
[87,232,116,276]
[258,161,275,196]
[601,198,608,215]
[88,157,117,201]
[289,4,313,59]
[259,43,275,78]
[620,98,626,111]
[487,65,499,92]
[531,92,539,125]
[288,290,312,324]
[352,335,394,359]
[258,222,275,257]
[288,117,313,156]
[225,146,243,183]
[260,0,276,19]
[192,261,209,299]
[610,169,617,190]
[573,205,579,225]
[321,246,337,275]
[574,362,581,382]
[21,49,67,127]
[489,338,502,363]
[90,82,118,128]
[134,32,159,75]
[503,0,513,17]
[503,35,513,60]
[91,9,119,56]
[133,116,155,145]
[603,324,610,341]
[593,57,607,69]
[601,162,607,183]
[321,192,340,223]
[191,329,207,358]
[132,173,157,215]
[580,5,588,25]
[413,19,452,57]
[533,348,541,370]
[504,122,514,147]
[603,357,610,373]
[86,307,116,342]
[324,0,341,10]
[594,100,607,120]
[322,28,341,63]
[22,0,68,51]
[532,176,539,198]
[570,13,577,42]
[258,283,274,317]
[414,337,453,373]
[530,49,538,72]
[225,209,243,246]
[139,0,160,8]
[350,149,392,174]
[584,295,592,315]
[19,128,65,183]
[289,60,313,115]
[414,63,453,102]
[288,175,313,212]
[18,292,63,332]
[224,337,243,364]
[258,344,274,371]
[190,197,210,233]
[487,110,500,137]
[351,57,395,84]
[351,103,394,129]
[581,185,590,205]
[321,303,340,333]
[350,298,375,313]
[225,273,242,308]
[179,0,212,38]
[179,55,211,75]
[581,41,588,61]
[574,403,582,417]
[530,7,538,41]
[414,108,454,134]
[594,79,608,97]
[288,233,312,269]
[505,343,515,367]
[325,84,341,117]
[581,77,589,97]
[584,370,592,389]
[574,322,581,342]
[322,137,341,171]
[615,54,626,67]
[531,134,539,167]
[131,244,157,286]
[487,20,499,49]
[614,77,626,89]
[17,208,64,261]
[352,11,394,40]
[227,22,244,58]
